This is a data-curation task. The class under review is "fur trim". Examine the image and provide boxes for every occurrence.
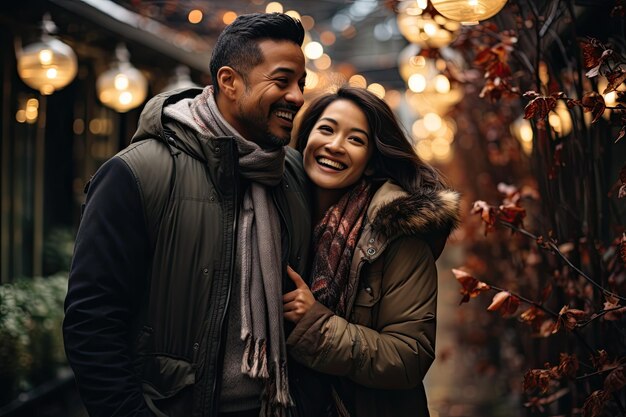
[369,188,460,240]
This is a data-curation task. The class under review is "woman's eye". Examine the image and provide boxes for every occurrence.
[350,136,366,145]
[317,125,333,133]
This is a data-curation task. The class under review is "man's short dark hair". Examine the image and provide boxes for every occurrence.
[209,13,305,95]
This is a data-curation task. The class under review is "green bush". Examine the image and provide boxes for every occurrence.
[0,274,68,405]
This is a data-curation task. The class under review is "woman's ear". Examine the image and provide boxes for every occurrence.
[364,165,375,177]
[216,66,240,101]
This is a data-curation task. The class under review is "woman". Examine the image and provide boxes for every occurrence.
[283,86,460,417]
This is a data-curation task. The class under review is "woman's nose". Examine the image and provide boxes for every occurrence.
[324,136,345,153]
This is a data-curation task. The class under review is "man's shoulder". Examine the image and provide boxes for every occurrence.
[284,146,303,171]
[116,139,171,171]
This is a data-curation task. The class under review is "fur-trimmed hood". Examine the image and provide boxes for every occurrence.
[363,181,460,259]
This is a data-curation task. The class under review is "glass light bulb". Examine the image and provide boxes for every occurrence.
[39,49,53,65]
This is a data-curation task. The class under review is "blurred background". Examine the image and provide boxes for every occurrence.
[0,1,625,416]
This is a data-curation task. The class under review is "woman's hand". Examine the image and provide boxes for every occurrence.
[283,266,315,323]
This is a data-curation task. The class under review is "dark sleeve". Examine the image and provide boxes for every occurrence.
[63,156,153,417]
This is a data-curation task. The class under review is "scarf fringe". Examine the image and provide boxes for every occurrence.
[259,361,293,417]
[241,335,269,379]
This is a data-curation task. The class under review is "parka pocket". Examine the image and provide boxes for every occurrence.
[350,263,383,327]
[141,355,196,417]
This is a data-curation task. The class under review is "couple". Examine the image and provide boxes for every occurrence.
[62,12,459,417]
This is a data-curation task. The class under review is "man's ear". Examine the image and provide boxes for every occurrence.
[216,66,240,100]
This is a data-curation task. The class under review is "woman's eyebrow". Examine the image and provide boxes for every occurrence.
[318,117,369,138]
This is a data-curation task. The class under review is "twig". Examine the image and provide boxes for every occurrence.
[497,220,626,303]
[576,365,623,381]
[487,283,559,318]
[577,306,626,328]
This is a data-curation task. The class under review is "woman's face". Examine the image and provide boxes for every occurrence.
[303,99,374,192]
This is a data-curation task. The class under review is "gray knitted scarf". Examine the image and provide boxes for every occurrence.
[164,86,292,415]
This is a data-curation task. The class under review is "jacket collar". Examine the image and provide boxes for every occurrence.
[131,87,221,163]
[360,181,460,260]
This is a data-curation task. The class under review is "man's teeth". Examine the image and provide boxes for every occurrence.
[275,111,293,121]
[317,157,346,170]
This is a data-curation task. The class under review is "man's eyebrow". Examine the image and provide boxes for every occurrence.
[269,67,299,75]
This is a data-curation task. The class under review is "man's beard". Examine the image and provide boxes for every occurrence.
[263,129,290,148]
[236,102,290,148]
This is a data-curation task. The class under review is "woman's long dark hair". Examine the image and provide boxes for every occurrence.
[296,86,447,193]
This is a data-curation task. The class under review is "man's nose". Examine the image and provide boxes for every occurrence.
[285,84,304,108]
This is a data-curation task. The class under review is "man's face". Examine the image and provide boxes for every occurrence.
[234,39,306,148]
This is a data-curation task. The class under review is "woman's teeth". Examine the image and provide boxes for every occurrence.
[317,157,346,170]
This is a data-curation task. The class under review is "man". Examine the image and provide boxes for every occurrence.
[63,13,310,417]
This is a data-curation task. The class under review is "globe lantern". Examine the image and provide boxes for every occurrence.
[16,14,78,95]
[399,44,465,115]
[161,65,200,93]
[396,0,461,49]
[431,0,508,25]
[96,44,148,113]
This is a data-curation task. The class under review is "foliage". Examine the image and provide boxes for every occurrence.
[443,0,625,416]
[0,274,68,405]
[43,227,75,276]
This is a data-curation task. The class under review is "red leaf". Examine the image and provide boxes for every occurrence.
[503,295,520,316]
[581,92,606,123]
[523,368,558,393]
[524,96,557,119]
[471,200,497,235]
[580,38,605,71]
[523,90,540,99]
[557,305,587,331]
[474,47,495,67]
[487,291,510,311]
[520,305,544,325]
[452,269,490,304]
[591,350,610,370]
[582,390,609,417]
[603,295,626,321]
[557,353,579,378]
[603,69,626,94]
[537,319,556,337]
[566,98,582,109]
[604,365,626,393]
[498,204,526,228]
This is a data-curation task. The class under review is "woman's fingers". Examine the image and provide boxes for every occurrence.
[287,266,308,289]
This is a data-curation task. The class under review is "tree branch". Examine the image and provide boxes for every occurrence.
[497,220,626,302]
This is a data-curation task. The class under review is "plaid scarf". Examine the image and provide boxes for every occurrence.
[311,179,374,317]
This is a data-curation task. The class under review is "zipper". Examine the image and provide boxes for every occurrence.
[273,182,292,271]
[207,140,239,416]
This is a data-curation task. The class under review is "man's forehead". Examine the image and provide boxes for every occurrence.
[257,39,305,69]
